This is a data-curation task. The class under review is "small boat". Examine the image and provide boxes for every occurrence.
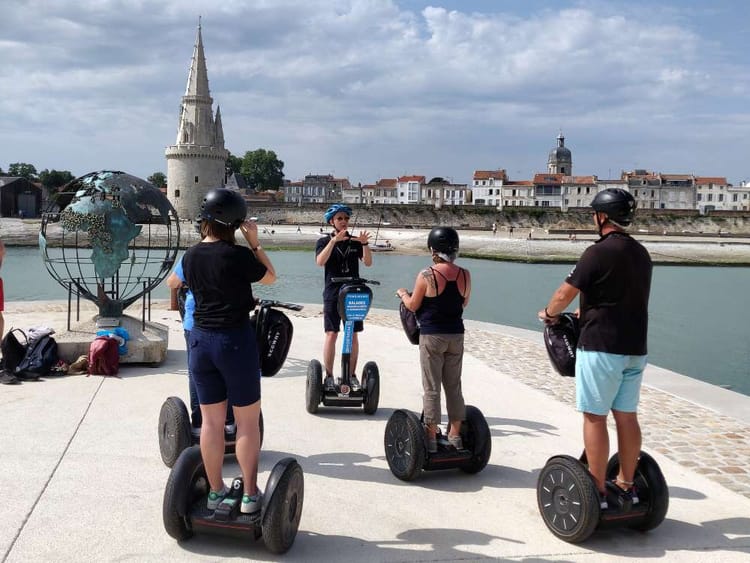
[371,217,394,251]
[370,243,394,252]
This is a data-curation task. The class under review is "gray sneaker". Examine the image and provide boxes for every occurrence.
[207,485,229,510]
[447,435,463,450]
[241,490,263,514]
[324,375,336,391]
[350,374,361,391]
[426,434,438,453]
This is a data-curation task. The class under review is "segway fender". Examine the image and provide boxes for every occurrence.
[261,457,300,526]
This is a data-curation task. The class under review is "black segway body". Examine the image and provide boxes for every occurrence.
[537,450,669,543]
[158,396,264,468]
[384,405,491,481]
[163,445,304,555]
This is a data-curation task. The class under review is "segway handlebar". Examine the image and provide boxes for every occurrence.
[330,276,381,286]
[256,299,305,312]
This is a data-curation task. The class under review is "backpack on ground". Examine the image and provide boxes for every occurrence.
[252,308,294,377]
[1,328,29,374]
[15,334,59,380]
[88,336,120,377]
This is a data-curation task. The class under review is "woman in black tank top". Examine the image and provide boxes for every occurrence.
[396,227,472,452]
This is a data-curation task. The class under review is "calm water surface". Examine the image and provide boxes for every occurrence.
[4,247,748,396]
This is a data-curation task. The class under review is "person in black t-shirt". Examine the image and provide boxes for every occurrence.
[183,188,276,516]
[315,204,372,391]
[538,188,652,511]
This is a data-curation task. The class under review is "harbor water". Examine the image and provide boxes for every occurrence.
[3,247,748,396]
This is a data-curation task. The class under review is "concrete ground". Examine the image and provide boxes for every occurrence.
[1,301,749,562]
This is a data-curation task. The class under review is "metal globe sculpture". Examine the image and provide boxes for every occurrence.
[39,170,180,317]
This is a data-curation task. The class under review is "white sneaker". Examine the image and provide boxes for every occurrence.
[241,491,263,514]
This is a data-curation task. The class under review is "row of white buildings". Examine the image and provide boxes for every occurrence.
[280,134,750,213]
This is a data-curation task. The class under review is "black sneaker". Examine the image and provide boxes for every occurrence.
[0,371,19,385]
[606,480,637,511]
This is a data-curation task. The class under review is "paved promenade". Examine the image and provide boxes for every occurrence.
[1,300,749,561]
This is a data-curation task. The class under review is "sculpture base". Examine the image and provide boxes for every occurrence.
[55,314,169,365]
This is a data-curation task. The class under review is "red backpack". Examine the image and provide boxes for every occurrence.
[88,336,120,376]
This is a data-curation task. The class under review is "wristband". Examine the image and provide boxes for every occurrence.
[251,245,262,251]
[544,307,559,319]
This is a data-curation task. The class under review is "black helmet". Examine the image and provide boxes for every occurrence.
[591,188,636,226]
[200,188,247,228]
[427,226,459,254]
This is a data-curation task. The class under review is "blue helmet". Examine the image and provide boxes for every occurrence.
[324,203,352,224]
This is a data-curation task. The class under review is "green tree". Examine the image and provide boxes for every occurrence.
[8,162,38,179]
[148,172,167,188]
[39,169,75,189]
[240,149,284,191]
[226,152,243,176]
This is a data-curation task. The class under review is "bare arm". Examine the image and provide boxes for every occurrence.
[397,269,430,312]
[462,269,472,308]
[537,281,580,322]
[315,230,349,267]
[353,231,373,267]
[240,220,276,285]
[166,272,184,289]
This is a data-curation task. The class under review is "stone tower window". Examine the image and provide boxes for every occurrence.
[195,176,199,183]
[175,189,180,198]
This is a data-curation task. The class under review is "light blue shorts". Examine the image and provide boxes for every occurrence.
[575,349,647,415]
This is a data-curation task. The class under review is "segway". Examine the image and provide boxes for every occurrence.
[163,445,304,555]
[158,300,302,467]
[306,277,380,415]
[537,450,669,543]
[536,311,669,542]
[384,406,492,481]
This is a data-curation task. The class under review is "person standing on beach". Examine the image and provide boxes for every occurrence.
[538,188,651,511]
[315,203,372,391]
[183,188,276,515]
[397,227,471,452]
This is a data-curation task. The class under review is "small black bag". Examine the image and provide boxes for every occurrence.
[399,301,420,345]
[253,308,294,377]
[543,313,580,378]
[1,328,29,374]
[15,334,59,380]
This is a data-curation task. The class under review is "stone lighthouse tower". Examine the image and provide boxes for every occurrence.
[165,22,228,222]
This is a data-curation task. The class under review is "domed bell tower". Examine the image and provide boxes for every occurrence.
[165,21,228,222]
[547,132,572,176]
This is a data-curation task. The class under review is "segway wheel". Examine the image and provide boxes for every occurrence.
[163,445,208,541]
[384,409,425,481]
[305,360,323,414]
[460,405,492,474]
[537,455,600,543]
[606,451,669,531]
[159,397,192,468]
[262,459,305,555]
[362,361,380,415]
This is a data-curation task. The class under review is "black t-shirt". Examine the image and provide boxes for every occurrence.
[565,232,652,355]
[315,232,363,301]
[183,240,267,329]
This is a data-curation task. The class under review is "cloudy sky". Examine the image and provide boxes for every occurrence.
[2,0,749,186]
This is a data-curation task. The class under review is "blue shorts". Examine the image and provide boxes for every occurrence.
[323,299,363,333]
[575,349,647,415]
[188,322,261,407]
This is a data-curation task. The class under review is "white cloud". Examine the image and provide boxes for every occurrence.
[1,0,748,184]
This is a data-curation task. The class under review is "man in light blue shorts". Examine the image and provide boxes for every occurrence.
[539,188,652,511]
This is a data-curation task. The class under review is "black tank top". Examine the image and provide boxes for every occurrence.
[417,267,465,335]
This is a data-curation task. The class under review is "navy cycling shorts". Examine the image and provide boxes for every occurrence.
[188,322,261,407]
[323,299,363,333]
